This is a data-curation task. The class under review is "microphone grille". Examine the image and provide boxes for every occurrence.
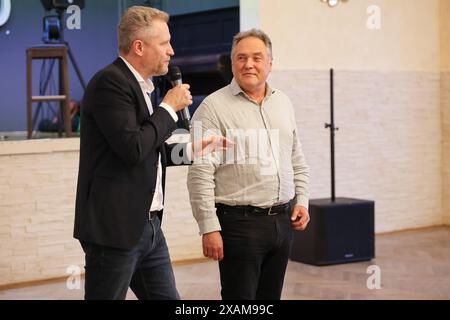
[168,65,182,82]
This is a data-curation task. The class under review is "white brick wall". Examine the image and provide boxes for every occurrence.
[0,139,82,286]
[163,166,204,260]
[269,70,443,232]
[0,139,203,286]
[0,69,447,285]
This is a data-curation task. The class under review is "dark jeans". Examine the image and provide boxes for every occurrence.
[80,216,179,300]
[217,204,293,300]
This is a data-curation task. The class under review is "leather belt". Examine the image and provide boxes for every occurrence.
[216,202,291,216]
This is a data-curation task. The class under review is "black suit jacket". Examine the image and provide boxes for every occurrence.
[74,58,188,249]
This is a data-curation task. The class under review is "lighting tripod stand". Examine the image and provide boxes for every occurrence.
[31,2,86,136]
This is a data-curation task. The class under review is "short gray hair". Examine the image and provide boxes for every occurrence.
[230,28,273,60]
[118,6,169,54]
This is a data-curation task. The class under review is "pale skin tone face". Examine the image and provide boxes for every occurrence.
[121,18,192,112]
[122,18,174,79]
[231,36,273,104]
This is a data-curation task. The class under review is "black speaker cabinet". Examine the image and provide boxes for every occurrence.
[290,197,375,265]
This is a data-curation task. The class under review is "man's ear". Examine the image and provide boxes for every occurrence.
[132,40,144,57]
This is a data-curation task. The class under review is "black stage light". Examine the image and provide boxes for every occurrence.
[42,15,61,43]
[40,0,85,43]
[41,0,85,11]
[38,0,87,90]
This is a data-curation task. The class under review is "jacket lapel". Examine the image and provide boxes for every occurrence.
[112,58,152,119]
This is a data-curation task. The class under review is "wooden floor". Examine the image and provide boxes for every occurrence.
[1,226,449,300]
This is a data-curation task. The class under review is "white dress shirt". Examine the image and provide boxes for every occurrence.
[119,56,178,212]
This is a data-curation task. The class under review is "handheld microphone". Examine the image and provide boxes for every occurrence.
[168,66,191,130]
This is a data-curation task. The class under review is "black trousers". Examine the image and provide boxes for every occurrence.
[217,204,293,300]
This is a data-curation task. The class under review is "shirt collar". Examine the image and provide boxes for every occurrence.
[230,77,275,98]
[119,56,155,94]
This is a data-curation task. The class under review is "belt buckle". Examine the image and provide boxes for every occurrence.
[267,205,278,216]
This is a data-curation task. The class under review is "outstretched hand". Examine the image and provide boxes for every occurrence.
[192,136,234,158]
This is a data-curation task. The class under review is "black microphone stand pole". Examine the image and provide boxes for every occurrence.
[289,68,375,266]
[325,68,338,202]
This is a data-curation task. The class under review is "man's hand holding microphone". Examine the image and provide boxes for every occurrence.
[162,66,234,158]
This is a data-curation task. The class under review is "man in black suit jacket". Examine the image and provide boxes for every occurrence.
[74,6,230,300]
